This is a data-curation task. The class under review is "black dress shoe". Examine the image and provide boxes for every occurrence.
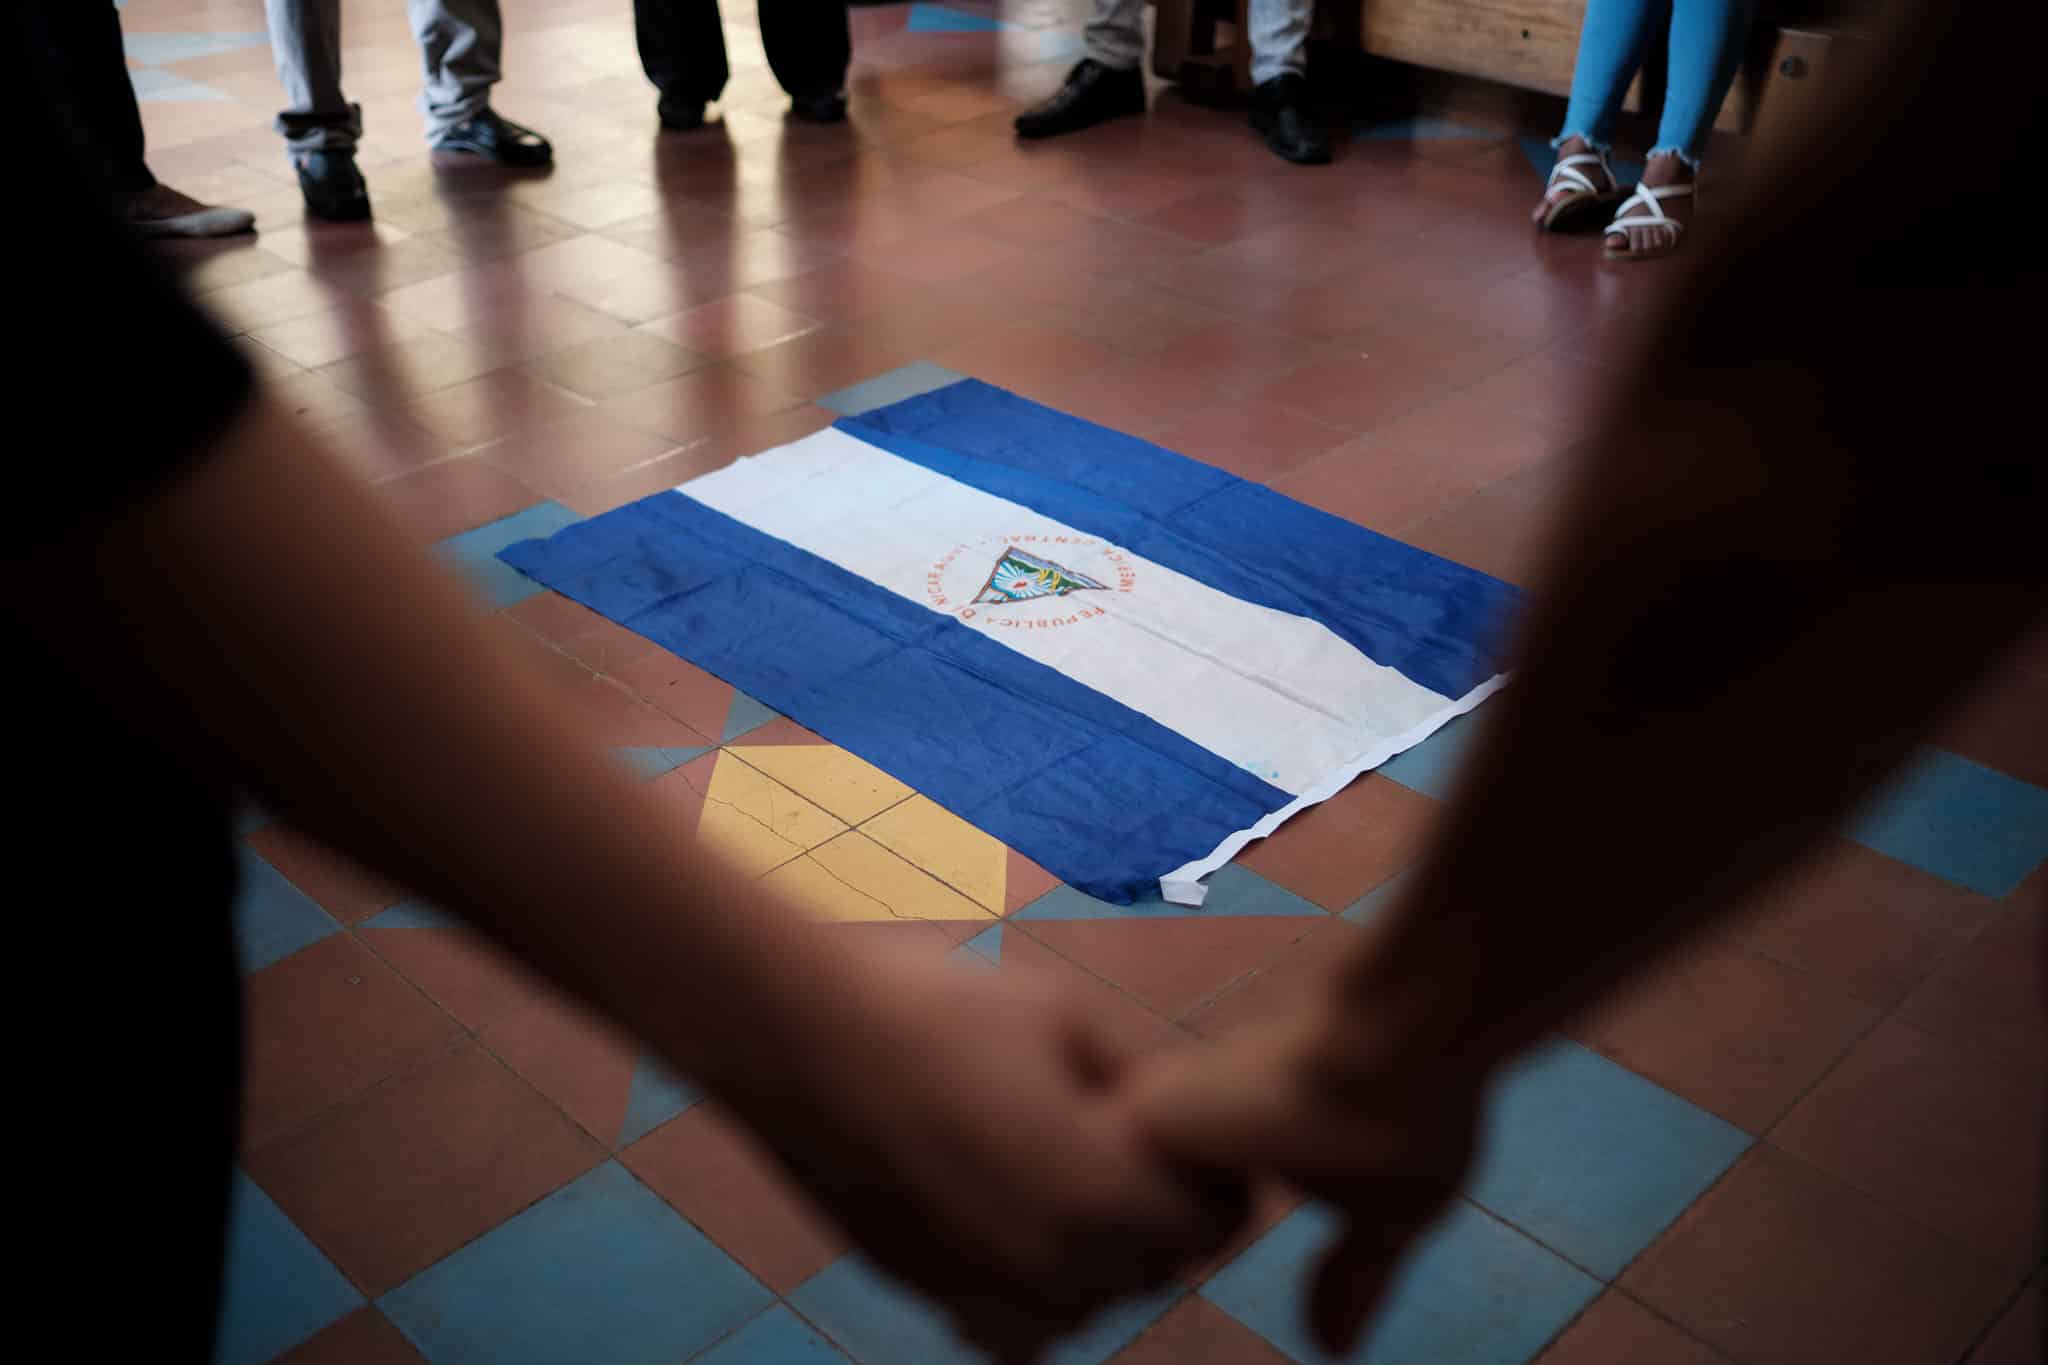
[294,150,372,222]
[433,109,554,166]
[1014,60,1145,140]
[789,91,847,124]
[1251,73,1331,166]
[658,97,707,132]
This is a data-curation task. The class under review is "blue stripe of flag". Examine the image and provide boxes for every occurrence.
[500,489,1291,903]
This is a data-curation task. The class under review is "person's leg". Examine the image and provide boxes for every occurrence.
[410,0,500,142]
[1534,0,1661,227]
[1082,0,1147,73]
[267,0,362,157]
[1557,0,1663,155]
[1246,0,1308,86]
[414,0,551,163]
[759,0,851,102]
[1246,0,1326,165]
[1014,0,1148,139]
[1606,0,1760,256]
[24,3,255,234]
[27,2,155,192]
[635,0,730,123]
[1653,0,1761,165]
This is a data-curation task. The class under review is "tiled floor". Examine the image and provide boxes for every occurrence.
[115,1,2048,1362]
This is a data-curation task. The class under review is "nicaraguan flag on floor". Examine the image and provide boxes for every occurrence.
[501,379,1519,904]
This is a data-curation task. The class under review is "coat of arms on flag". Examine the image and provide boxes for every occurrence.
[971,547,1107,606]
[501,378,1517,905]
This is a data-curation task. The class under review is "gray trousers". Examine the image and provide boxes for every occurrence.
[267,0,501,153]
[1085,0,1309,86]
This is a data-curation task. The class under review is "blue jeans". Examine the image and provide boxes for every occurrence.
[1558,0,1759,166]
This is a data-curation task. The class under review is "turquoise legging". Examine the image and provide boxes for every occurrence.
[1559,0,1760,166]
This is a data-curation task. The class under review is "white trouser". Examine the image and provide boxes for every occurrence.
[1083,0,1309,87]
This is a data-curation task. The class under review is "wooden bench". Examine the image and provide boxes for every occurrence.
[1150,0,1867,143]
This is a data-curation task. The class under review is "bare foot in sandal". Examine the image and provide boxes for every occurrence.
[1605,151,1696,260]
[1532,136,1621,231]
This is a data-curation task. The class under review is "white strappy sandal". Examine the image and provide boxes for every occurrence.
[1603,180,1695,261]
[1537,148,1624,231]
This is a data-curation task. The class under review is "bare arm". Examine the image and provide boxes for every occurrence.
[9,396,1229,1352]
[1135,2,2046,1350]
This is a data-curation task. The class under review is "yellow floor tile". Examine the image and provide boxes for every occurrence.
[760,832,997,926]
[724,742,913,825]
[859,796,1009,913]
[695,751,847,878]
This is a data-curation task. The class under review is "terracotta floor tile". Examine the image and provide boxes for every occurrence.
[476,406,681,499]
[1570,942,1882,1133]
[1772,1018,2045,1274]
[367,454,545,544]
[638,292,824,358]
[600,362,809,443]
[1150,395,1350,484]
[1622,1146,2010,1365]
[400,368,593,450]
[1963,1285,2042,1365]
[477,991,642,1147]
[522,331,710,401]
[244,1042,603,1295]
[1897,886,2047,1082]
[240,934,466,1151]
[1022,915,1328,1020]
[244,826,407,925]
[279,1308,426,1365]
[1237,775,1441,911]
[359,921,553,1036]
[623,1102,847,1293]
[1724,840,2000,1009]
[1182,917,1366,1039]
[1531,1293,1727,1365]
[1111,1295,1294,1364]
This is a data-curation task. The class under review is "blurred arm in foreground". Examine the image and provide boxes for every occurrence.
[1133,2,2047,1353]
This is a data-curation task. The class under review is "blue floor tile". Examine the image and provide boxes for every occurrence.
[1204,1202,1599,1364]
[962,921,1005,962]
[721,691,782,743]
[1048,1289,1185,1365]
[1467,1041,1750,1279]
[446,502,582,609]
[1342,868,1414,924]
[360,899,460,931]
[381,1162,770,1364]
[791,1255,1177,1365]
[619,1054,704,1146]
[817,363,968,417]
[1376,714,1480,800]
[789,1258,982,1365]
[214,1170,363,1365]
[1016,866,1322,921]
[617,744,713,779]
[1846,748,2048,897]
[694,1306,852,1363]
[906,3,1007,32]
[232,846,340,976]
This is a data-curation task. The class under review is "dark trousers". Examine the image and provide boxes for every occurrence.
[634,0,851,104]
[24,2,154,193]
